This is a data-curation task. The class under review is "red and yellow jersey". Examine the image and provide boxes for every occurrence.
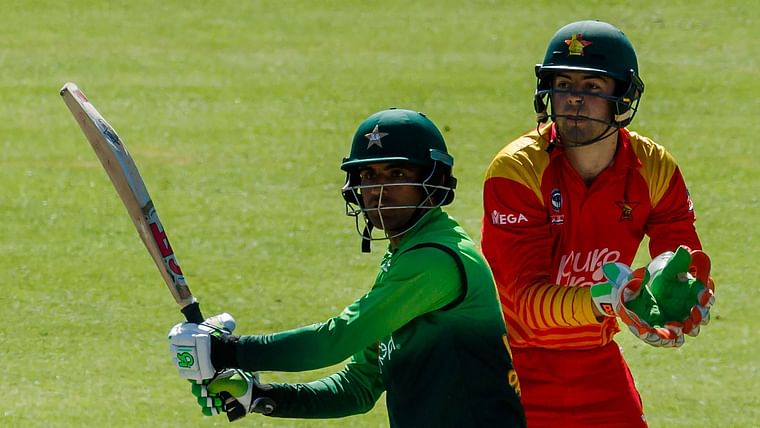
[482,124,701,350]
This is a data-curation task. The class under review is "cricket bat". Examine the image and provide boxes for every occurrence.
[61,83,249,421]
[59,82,203,322]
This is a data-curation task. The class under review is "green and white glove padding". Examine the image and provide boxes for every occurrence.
[635,246,715,337]
[168,313,236,381]
[591,262,685,347]
[192,369,276,419]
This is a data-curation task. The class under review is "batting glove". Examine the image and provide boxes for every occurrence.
[638,246,716,337]
[592,262,685,347]
[168,313,236,381]
[191,369,276,420]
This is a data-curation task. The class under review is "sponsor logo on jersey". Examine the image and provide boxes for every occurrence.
[380,257,392,272]
[556,248,622,287]
[378,335,399,372]
[686,188,694,212]
[491,210,528,225]
[615,200,640,222]
[550,188,562,212]
[550,214,565,225]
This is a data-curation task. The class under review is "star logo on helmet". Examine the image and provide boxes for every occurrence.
[565,33,592,56]
[365,124,389,149]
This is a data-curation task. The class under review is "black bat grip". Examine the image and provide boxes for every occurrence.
[181,301,204,324]
[222,393,248,422]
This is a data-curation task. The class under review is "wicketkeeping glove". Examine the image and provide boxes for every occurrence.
[191,369,276,420]
[168,313,236,381]
[636,246,716,337]
[592,262,685,347]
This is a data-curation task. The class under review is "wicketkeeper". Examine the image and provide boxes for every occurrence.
[481,20,716,427]
[169,109,526,427]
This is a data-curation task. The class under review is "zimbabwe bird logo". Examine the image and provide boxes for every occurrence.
[615,200,640,222]
[565,34,592,56]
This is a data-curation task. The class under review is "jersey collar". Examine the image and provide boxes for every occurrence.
[546,123,641,173]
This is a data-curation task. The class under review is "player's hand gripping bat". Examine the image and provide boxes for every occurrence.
[60,82,246,421]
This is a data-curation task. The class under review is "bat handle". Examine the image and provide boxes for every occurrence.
[222,393,248,422]
[181,301,247,420]
[181,301,204,324]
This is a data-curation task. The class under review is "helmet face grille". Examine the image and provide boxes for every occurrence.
[339,109,458,251]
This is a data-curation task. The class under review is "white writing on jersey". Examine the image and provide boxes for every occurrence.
[491,210,528,225]
[555,248,621,287]
[378,335,398,373]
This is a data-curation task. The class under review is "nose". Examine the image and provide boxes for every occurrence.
[361,183,386,206]
[567,91,584,105]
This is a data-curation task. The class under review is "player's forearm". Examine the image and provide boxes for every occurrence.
[232,323,360,372]
[517,282,600,329]
[264,374,380,419]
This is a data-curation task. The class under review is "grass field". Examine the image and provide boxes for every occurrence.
[1,1,758,426]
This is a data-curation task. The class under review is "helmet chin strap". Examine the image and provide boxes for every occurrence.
[361,223,373,253]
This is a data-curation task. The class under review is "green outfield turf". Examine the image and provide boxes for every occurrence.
[1,1,757,426]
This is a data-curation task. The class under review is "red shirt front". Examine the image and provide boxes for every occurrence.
[482,124,700,350]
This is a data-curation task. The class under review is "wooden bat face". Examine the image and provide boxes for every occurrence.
[60,83,196,310]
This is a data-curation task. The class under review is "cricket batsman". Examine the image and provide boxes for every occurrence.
[481,20,716,427]
[169,108,526,427]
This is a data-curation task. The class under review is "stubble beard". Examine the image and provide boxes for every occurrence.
[556,116,610,146]
[367,207,417,234]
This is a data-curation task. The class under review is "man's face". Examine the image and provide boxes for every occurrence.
[551,71,616,145]
[357,162,428,234]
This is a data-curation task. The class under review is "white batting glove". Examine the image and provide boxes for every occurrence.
[168,313,236,381]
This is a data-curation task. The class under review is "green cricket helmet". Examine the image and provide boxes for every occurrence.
[341,108,456,205]
[534,20,645,128]
[341,108,457,252]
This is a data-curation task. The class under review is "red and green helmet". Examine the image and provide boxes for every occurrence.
[534,20,645,128]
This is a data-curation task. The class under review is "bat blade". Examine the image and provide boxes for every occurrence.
[60,82,202,323]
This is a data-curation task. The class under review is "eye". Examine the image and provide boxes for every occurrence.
[390,169,407,179]
[554,81,571,90]
[584,82,602,92]
[358,169,375,182]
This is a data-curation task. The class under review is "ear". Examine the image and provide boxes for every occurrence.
[341,172,361,205]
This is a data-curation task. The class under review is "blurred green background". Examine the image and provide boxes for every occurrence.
[1,1,757,426]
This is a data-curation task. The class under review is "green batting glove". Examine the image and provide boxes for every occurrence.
[190,369,276,420]
[191,378,225,416]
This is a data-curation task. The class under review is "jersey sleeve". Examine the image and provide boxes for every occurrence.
[645,166,702,255]
[235,247,463,372]
[630,135,702,256]
[264,344,385,419]
[482,150,598,337]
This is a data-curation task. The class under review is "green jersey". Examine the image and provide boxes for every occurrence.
[234,208,525,427]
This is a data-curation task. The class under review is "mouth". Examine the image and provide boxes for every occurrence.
[562,114,585,121]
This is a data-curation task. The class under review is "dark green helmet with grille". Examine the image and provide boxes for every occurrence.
[341,108,456,206]
[534,20,645,128]
[341,109,458,252]
[340,108,453,172]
